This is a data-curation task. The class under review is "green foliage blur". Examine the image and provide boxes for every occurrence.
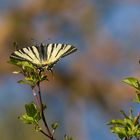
[109,77,140,140]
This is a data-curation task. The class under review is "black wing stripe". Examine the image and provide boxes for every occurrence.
[10,53,27,61]
[30,46,40,61]
[49,44,55,59]
[44,45,48,60]
[31,46,40,61]
[61,46,77,58]
[55,44,64,57]
[63,44,67,49]
[35,46,42,60]
[21,49,33,60]
[12,51,26,60]
[10,53,38,67]
[40,43,47,60]
[40,44,45,60]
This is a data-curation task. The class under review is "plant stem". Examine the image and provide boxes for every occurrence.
[37,82,55,140]
[32,87,40,109]
[40,130,53,139]
[134,113,140,126]
[125,137,132,140]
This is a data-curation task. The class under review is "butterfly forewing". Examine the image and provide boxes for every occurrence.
[10,46,41,65]
[47,44,77,64]
[31,46,40,61]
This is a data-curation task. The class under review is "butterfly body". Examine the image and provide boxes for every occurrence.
[10,43,77,70]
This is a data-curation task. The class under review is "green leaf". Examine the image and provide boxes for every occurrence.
[17,79,36,87]
[120,110,129,119]
[111,127,127,139]
[25,102,38,117]
[64,135,73,140]
[41,75,49,82]
[109,109,140,139]
[18,114,34,124]
[9,59,34,69]
[129,107,133,120]
[122,77,140,90]
[124,118,132,129]
[34,112,41,122]
[108,119,125,126]
[133,93,140,103]
[18,79,31,85]
[51,122,58,130]
[19,102,41,125]
[43,104,47,110]
[9,55,49,87]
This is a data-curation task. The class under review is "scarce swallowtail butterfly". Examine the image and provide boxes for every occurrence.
[10,43,77,71]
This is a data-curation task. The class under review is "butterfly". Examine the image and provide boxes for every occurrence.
[10,43,77,71]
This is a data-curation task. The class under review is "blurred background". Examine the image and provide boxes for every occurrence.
[0,0,140,139]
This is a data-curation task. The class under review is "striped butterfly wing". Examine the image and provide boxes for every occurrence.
[10,43,77,69]
[10,45,43,67]
[46,44,77,67]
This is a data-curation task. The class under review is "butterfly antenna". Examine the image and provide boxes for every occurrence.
[49,69,54,80]
[13,42,18,51]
